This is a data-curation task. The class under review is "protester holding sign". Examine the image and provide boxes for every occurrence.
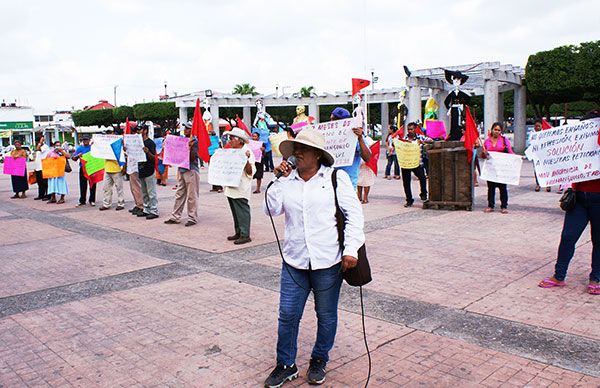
[71,135,96,207]
[8,140,28,198]
[33,136,50,200]
[137,126,159,219]
[330,107,371,189]
[99,151,125,211]
[538,113,600,295]
[399,122,432,207]
[125,127,145,215]
[263,128,364,387]
[532,119,551,192]
[482,122,514,213]
[223,128,255,245]
[164,122,200,227]
[46,141,70,204]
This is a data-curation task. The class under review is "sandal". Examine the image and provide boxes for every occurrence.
[501,209,508,214]
[588,284,600,295]
[57,198,65,204]
[535,185,540,192]
[538,278,566,288]
[484,207,494,213]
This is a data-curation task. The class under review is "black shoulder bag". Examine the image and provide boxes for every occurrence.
[331,169,372,287]
[559,188,576,211]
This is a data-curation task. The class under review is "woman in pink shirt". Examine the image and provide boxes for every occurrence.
[481,122,514,213]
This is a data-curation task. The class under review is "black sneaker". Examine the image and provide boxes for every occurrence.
[420,193,428,201]
[403,200,414,208]
[307,358,326,385]
[264,363,298,388]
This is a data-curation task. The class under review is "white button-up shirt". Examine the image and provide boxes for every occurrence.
[264,165,365,270]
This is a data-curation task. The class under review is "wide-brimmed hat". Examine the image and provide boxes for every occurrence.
[444,69,469,85]
[227,128,249,143]
[183,121,193,129]
[279,128,335,166]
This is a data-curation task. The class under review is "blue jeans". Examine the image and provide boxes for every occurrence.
[554,192,600,282]
[385,154,399,177]
[276,262,343,366]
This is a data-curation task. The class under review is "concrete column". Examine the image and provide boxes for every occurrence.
[179,106,188,126]
[497,92,505,123]
[380,102,389,143]
[434,89,449,131]
[242,106,252,129]
[483,79,499,136]
[211,104,220,135]
[513,85,527,154]
[54,126,59,143]
[308,103,319,123]
[406,85,422,125]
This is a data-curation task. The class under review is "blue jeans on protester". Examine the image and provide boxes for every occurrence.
[554,192,600,282]
[276,262,343,366]
[385,154,400,177]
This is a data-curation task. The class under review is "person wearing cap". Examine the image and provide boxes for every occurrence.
[71,135,96,207]
[137,126,159,219]
[330,107,371,189]
[164,122,200,227]
[125,126,145,215]
[223,128,255,244]
[98,128,126,211]
[263,128,364,387]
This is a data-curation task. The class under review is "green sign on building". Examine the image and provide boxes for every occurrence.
[0,121,34,130]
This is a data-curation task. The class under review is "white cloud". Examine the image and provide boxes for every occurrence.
[0,0,598,111]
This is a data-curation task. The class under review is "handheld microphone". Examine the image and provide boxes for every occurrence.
[275,155,296,179]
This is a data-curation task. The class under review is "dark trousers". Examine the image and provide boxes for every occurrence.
[487,181,508,209]
[385,155,400,176]
[554,192,600,282]
[35,170,48,199]
[78,168,97,204]
[401,166,427,203]
[263,151,274,172]
[227,197,251,237]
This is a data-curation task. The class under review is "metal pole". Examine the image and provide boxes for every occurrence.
[113,85,118,106]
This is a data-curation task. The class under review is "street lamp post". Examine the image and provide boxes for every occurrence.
[113,85,118,106]
[164,81,168,98]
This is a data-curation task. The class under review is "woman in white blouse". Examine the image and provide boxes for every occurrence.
[263,128,365,387]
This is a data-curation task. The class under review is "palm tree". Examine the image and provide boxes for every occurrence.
[233,83,258,96]
[299,86,315,98]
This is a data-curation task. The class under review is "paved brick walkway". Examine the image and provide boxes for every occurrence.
[0,159,599,387]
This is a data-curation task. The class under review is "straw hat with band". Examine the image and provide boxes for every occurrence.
[227,128,250,143]
[279,128,335,166]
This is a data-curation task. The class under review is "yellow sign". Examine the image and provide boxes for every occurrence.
[394,140,421,169]
[269,132,288,157]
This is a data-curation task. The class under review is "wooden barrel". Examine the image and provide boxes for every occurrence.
[423,140,473,211]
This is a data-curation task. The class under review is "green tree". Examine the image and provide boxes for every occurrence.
[133,102,179,131]
[233,83,258,96]
[576,40,600,103]
[112,105,135,123]
[71,109,114,127]
[299,86,315,98]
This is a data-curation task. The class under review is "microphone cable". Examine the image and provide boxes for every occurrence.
[264,174,372,387]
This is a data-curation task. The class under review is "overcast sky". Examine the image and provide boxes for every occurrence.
[1,0,598,113]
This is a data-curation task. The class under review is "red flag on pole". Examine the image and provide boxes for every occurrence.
[125,117,131,135]
[352,78,371,96]
[365,141,381,175]
[192,98,211,163]
[464,106,479,163]
[541,118,553,130]
[235,114,251,136]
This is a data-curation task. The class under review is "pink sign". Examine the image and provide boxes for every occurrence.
[248,140,264,162]
[3,156,26,176]
[162,135,190,169]
[425,120,446,139]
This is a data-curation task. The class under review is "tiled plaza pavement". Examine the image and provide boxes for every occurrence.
[1,159,599,387]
